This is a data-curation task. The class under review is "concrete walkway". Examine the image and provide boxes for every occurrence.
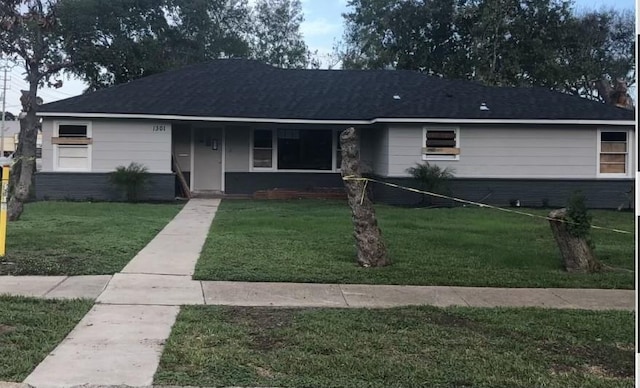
[23,199,220,388]
[199,281,635,310]
[0,196,632,387]
[0,275,633,311]
[0,275,111,299]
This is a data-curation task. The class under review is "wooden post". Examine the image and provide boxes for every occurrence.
[0,166,8,256]
[172,153,191,199]
[548,208,601,273]
[340,127,390,267]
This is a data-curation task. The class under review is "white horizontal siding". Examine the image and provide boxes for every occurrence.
[386,125,626,179]
[91,121,172,173]
[41,119,172,173]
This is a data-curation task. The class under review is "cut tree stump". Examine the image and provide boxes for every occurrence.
[548,208,601,273]
[340,127,390,268]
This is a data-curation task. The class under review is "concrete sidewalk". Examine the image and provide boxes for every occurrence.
[0,275,111,299]
[1,275,633,311]
[199,281,635,311]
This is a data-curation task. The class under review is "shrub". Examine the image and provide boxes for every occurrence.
[109,162,149,203]
[566,191,594,248]
[406,162,455,205]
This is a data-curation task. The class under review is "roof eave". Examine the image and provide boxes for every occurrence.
[36,112,636,126]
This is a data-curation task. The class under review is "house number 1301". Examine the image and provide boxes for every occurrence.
[153,125,166,132]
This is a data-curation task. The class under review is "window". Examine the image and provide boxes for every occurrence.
[278,129,332,170]
[251,129,338,171]
[58,125,87,137]
[253,129,273,168]
[53,122,91,171]
[599,131,628,175]
[422,128,460,161]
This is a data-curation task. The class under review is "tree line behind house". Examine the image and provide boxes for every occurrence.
[340,0,634,101]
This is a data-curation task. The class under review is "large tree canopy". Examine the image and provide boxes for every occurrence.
[57,0,175,90]
[341,0,635,100]
[57,0,310,90]
[560,9,635,99]
[251,0,310,68]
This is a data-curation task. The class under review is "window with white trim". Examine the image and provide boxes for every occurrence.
[252,129,273,168]
[58,125,88,138]
[422,127,460,161]
[53,122,92,171]
[598,131,628,175]
[251,128,339,171]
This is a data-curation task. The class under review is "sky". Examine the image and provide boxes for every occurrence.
[0,0,635,111]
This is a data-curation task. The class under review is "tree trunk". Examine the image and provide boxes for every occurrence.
[8,86,39,221]
[595,80,613,105]
[8,117,25,199]
[548,208,601,273]
[340,127,390,267]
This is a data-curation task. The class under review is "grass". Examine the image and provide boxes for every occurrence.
[0,201,182,276]
[155,305,635,388]
[0,296,93,381]
[194,200,634,289]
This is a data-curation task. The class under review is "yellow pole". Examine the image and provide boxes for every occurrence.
[0,166,9,256]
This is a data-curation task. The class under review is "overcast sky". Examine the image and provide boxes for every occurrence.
[1,0,635,110]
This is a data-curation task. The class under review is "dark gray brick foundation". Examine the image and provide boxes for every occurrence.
[225,172,343,194]
[371,177,634,210]
[225,172,633,209]
[35,172,175,201]
[37,171,633,209]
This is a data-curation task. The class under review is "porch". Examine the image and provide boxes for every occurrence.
[171,122,362,198]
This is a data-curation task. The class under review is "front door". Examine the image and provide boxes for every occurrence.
[193,127,222,192]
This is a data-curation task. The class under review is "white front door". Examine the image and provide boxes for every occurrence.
[193,127,223,192]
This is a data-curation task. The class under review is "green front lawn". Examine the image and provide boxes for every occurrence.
[0,296,93,381]
[0,202,182,275]
[194,200,634,288]
[155,306,634,388]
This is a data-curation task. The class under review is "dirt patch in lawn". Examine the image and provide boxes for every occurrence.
[428,310,529,342]
[0,324,15,335]
[549,364,576,377]
[584,346,634,379]
[429,312,633,380]
[252,364,275,378]
[224,307,295,352]
[544,342,633,379]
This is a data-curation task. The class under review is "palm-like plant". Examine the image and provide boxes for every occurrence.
[406,162,455,206]
[109,162,149,202]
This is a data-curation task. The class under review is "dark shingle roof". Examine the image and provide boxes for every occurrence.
[39,59,635,121]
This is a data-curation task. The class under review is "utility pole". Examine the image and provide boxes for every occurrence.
[0,59,17,160]
[0,64,7,158]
